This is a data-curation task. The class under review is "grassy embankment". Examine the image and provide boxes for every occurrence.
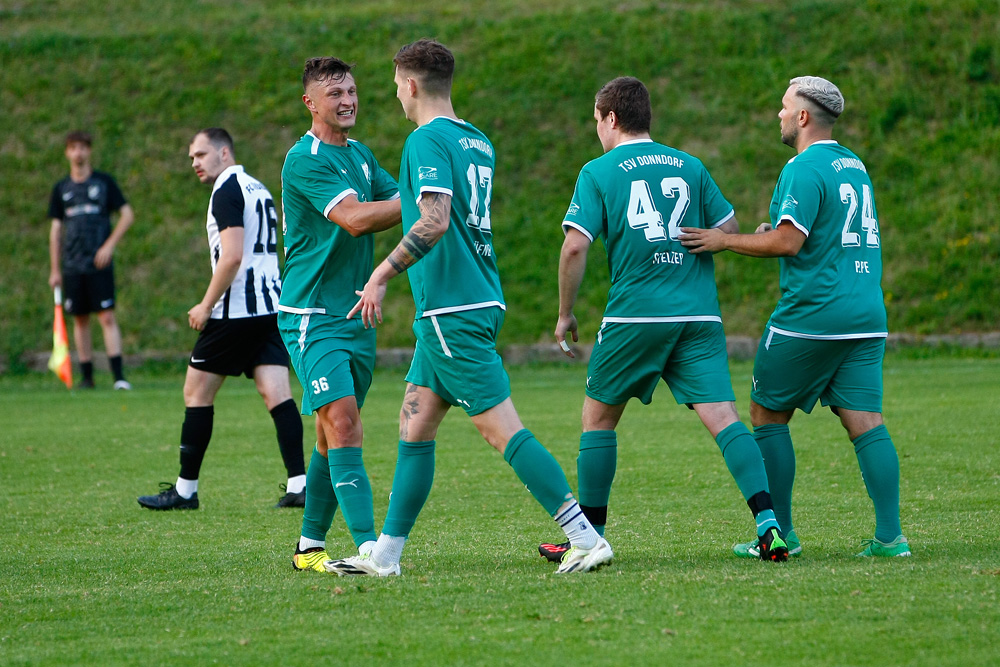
[2,0,998,370]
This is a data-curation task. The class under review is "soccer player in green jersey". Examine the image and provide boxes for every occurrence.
[325,39,611,576]
[537,76,788,564]
[680,76,909,558]
[278,57,402,572]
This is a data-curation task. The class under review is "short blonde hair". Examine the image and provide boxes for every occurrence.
[790,76,844,124]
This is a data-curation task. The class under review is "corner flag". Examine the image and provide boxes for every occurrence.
[48,287,73,389]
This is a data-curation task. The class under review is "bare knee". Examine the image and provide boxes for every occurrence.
[183,371,222,407]
[837,408,883,441]
[692,401,741,439]
[254,366,293,410]
[750,400,793,429]
[96,309,117,328]
[398,384,448,443]
[581,397,626,432]
[318,400,363,447]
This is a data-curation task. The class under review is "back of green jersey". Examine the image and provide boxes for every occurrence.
[768,141,887,337]
[399,117,504,318]
[562,139,733,321]
[279,133,399,315]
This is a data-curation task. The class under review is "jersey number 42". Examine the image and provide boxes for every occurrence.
[627,177,691,242]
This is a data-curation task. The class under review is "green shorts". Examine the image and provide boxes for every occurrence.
[406,308,511,416]
[586,320,735,406]
[750,326,885,413]
[278,311,375,415]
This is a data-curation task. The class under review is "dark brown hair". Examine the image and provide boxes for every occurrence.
[595,77,652,135]
[193,127,234,152]
[393,39,454,96]
[65,130,92,147]
[302,57,354,91]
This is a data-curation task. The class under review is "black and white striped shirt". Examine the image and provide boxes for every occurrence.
[206,165,282,319]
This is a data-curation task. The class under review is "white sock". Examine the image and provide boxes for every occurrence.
[175,477,198,499]
[286,474,306,494]
[358,540,376,556]
[298,536,325,551]
[555,499,599,549]
[371,534,406,566]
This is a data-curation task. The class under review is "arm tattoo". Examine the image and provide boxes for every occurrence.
[401,232,432,260]
[385,192,450,275]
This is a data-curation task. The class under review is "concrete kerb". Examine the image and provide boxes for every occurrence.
[12,332,1000,375]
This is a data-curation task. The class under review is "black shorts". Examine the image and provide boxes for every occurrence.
[63,268,115,315]
[189,315,289,378]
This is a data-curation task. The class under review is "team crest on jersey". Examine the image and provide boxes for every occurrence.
[780,194,799,213]
[361,163,371,183]
[567,203,580,216]
[418,166,438,181]
[88,184,101,200]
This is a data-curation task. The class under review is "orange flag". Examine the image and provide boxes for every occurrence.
[48,287,73,389]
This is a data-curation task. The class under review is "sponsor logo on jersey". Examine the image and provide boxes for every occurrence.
[361,163,371,183]
[62,191,73,201]
[88,184,101,200]
[780,194,799,212]
[65,203,101,217]
[567,203,580,216]
[418,166,438,181]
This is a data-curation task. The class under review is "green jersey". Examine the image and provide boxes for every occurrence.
[279,132,399,315]
[563,139,734,321]
[768,140,887,338]
[399,117,504,319]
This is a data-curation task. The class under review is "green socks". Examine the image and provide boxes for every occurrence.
[577,430,618,536]
[853,425,902,542]
[382,440,436,538]
[716,422,770,501]
[717,422,779,534]
[301,447,338,542]
[753,423,796,535]
[503,429,573,516]
[327,447,376,547]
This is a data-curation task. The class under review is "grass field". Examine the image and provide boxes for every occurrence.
[1,356,998,665]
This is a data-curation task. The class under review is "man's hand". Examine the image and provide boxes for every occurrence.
[348,279,388,329]
[554,313,579,359]
[188,303,212,331]
[678,227,729,254]
[94,241,115,269]
[48,270,62,289]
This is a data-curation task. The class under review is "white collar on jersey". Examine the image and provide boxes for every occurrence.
[616,138,654,147]
[426,116,466,126]
[210,164,245,191]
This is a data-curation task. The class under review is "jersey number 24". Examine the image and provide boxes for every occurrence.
[840,183,879,248]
